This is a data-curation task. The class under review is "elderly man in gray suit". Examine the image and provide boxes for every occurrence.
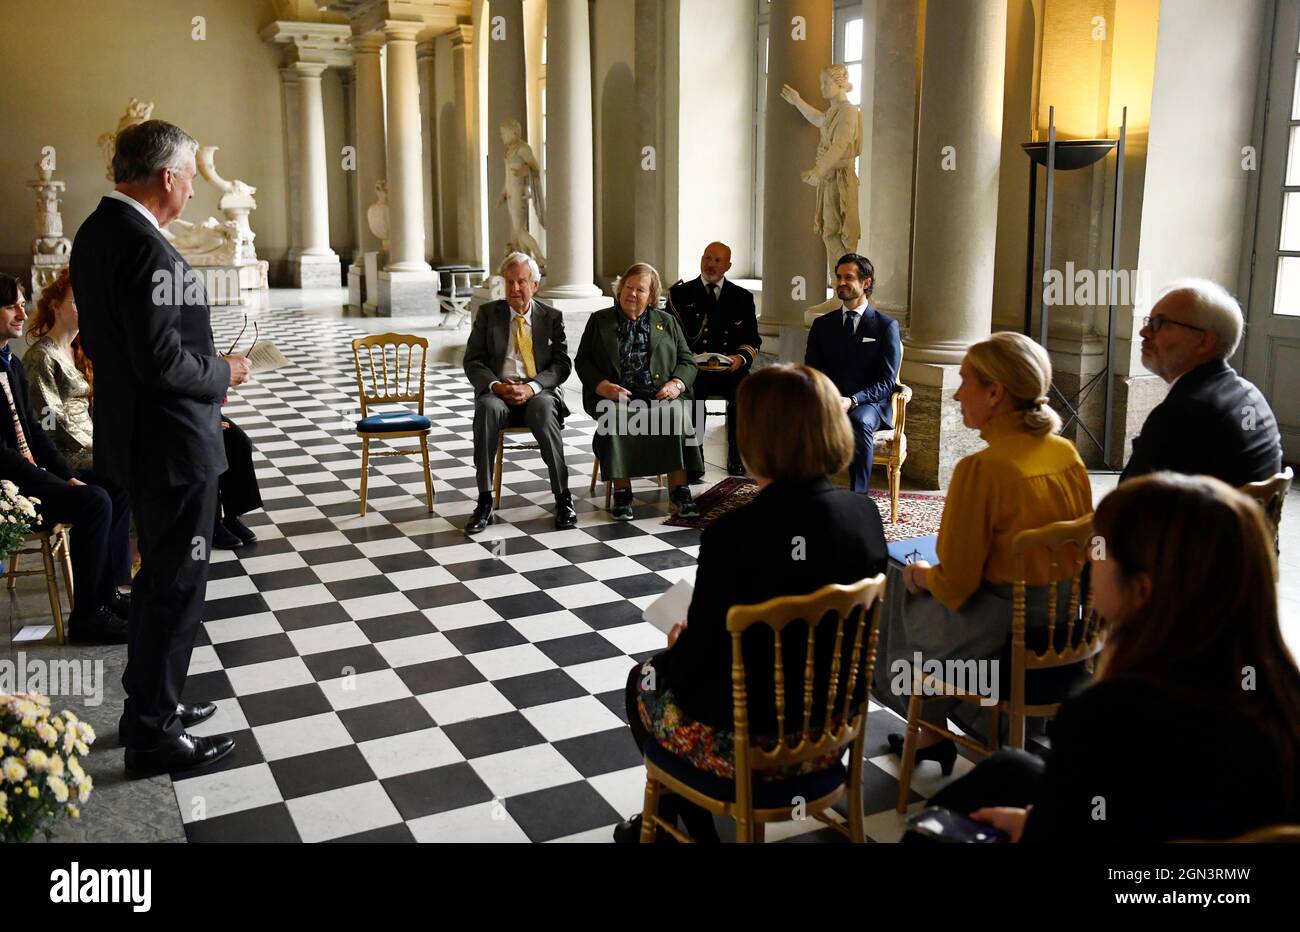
[463,251,577,533]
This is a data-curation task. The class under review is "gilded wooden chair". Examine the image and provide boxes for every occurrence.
[6,524,75,644]
[351,333,435,516]
[639,574,888,843]
[1239,466,1293,559]
[494,426,541,509]
[588,459,666,511]
[896,514,1108,811]
[872,382,912,523]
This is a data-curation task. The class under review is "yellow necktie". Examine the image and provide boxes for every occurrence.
[513,314,537,379]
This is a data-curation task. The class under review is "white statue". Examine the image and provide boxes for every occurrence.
[781,64,862,285]
[97,97,154,182]
[367,180,390,253]
[29,158,72,299]
[495,118,546,270]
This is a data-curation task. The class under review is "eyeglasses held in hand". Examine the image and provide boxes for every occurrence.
[226,316,260,357]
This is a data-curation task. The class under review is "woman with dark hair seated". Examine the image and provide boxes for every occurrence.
[926,472,1300,842]
[613,364,889,842]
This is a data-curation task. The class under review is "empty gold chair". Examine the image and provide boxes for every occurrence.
[351,333,435,516]
[6,524,75,644]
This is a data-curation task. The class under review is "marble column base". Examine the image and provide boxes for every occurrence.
[348,262,366,309]
[363,251,387,316]
[378,267,439,316]
[899,360,984,490]
[292,252,341,289]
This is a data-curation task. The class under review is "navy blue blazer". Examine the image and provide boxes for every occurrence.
[805,305,901,428]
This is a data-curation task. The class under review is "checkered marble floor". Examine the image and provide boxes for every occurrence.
[173,305,970,843]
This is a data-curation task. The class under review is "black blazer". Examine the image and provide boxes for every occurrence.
[1023,677,1298,841]
[656,475,888,733]
[666,277,762,367]
[462,298,571,417]
[0,352,73,488]
[1120,359,1282,487]
[805,305,901,428]
[72,197,230,490]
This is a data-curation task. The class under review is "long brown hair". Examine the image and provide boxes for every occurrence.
[28,268,93,396]
[1094,472,1300,801]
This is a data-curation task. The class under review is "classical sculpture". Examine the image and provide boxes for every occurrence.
[495,118,546,270]
[366,180,391,253]
[29,158,72,299]
[96,97,154,182]
[781,64,862,285]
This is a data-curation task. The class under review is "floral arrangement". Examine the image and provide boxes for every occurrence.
[0,479,40,562]
[1,692,95,842]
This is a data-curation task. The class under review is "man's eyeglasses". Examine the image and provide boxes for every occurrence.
[1142,315,1207,334]
[226,315,259,356]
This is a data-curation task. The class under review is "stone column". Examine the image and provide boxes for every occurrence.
[349,33,387,308]
[292,61,341,288]
[538,0,604,309]
[760,0,833,361]
[279,66,303,272]
[901,0,1008,488]
[379,20,438,315]
[341,67,358,266]
[448,25,479,265]
[487,0,528,265]
[419,39,439,265]
[865,0,919,326]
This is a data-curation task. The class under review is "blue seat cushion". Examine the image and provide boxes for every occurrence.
[644,738,847,808]
[357,411,431,433]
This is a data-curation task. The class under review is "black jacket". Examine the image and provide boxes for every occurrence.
[656,475,888,733]
[1120,359,1282,487]
[805,305,901,428]
[666,277,762,368]
[0,351,73,488]
[71,197,230,490]
[1023,677,1298,841]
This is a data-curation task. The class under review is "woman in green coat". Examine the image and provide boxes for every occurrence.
[575,262,703,520]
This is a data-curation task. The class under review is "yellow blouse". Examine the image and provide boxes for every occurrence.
[927,411,1093,612]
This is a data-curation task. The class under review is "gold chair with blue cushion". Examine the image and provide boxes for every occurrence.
[638,574,887,843]
[351,333,435,516]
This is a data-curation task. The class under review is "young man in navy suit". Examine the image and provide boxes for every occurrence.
[804,254,901,493]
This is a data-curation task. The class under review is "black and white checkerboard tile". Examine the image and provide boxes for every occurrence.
[173,305,971,843]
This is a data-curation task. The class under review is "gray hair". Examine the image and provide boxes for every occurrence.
[1153,278,1243,359]
[498,251,541,283]
[112,119,198,185]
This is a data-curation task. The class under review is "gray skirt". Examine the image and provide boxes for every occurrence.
[871,578,1074,741]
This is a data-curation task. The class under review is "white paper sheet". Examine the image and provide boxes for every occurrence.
[641,579,694,635]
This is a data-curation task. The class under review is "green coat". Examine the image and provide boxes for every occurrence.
[575,305,704,480]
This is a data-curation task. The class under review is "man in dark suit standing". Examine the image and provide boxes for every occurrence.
[463,251,575,533]
[667,241,762,475]
[73,120,251,776]
[804,254,901,493]
[0,275,132,644]
[1121,279,1281,487]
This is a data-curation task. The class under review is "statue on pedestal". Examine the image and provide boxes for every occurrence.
[367,180,391,253]
[780,64,862,287]
[495,118,546,271]
[96,98,154,182]
[28,158,72,300]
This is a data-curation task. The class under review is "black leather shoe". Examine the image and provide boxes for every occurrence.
[124,732,236,778]
[727,459,747,477]
[669,485,699,518]
[222,515,258,544]
[610,489,635,522]
[465,494,494,534]
[68,606,129,645]
[107,589,132,621]
[212,521,243,550]
[177,702,217,729]
[613,813,677,844]
[554,491,577,530]
[887,732,958,776]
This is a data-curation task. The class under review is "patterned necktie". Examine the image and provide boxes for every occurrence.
[0,370,36,465]
[844,310,859,341]
[513,314,537,379]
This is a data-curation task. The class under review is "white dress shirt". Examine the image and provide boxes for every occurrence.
[491,304,543,396]
[106,190,160,230]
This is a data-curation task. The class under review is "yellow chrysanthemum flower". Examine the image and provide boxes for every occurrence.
[1,756,27,784]
[47,775,68,803]
[27,785,39,799]
[24,749,49,773]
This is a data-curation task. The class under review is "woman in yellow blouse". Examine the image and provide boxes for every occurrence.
[873,332,1092,766]
[24,268,94,471]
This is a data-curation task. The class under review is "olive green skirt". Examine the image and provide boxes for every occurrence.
[591,398,705,480]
